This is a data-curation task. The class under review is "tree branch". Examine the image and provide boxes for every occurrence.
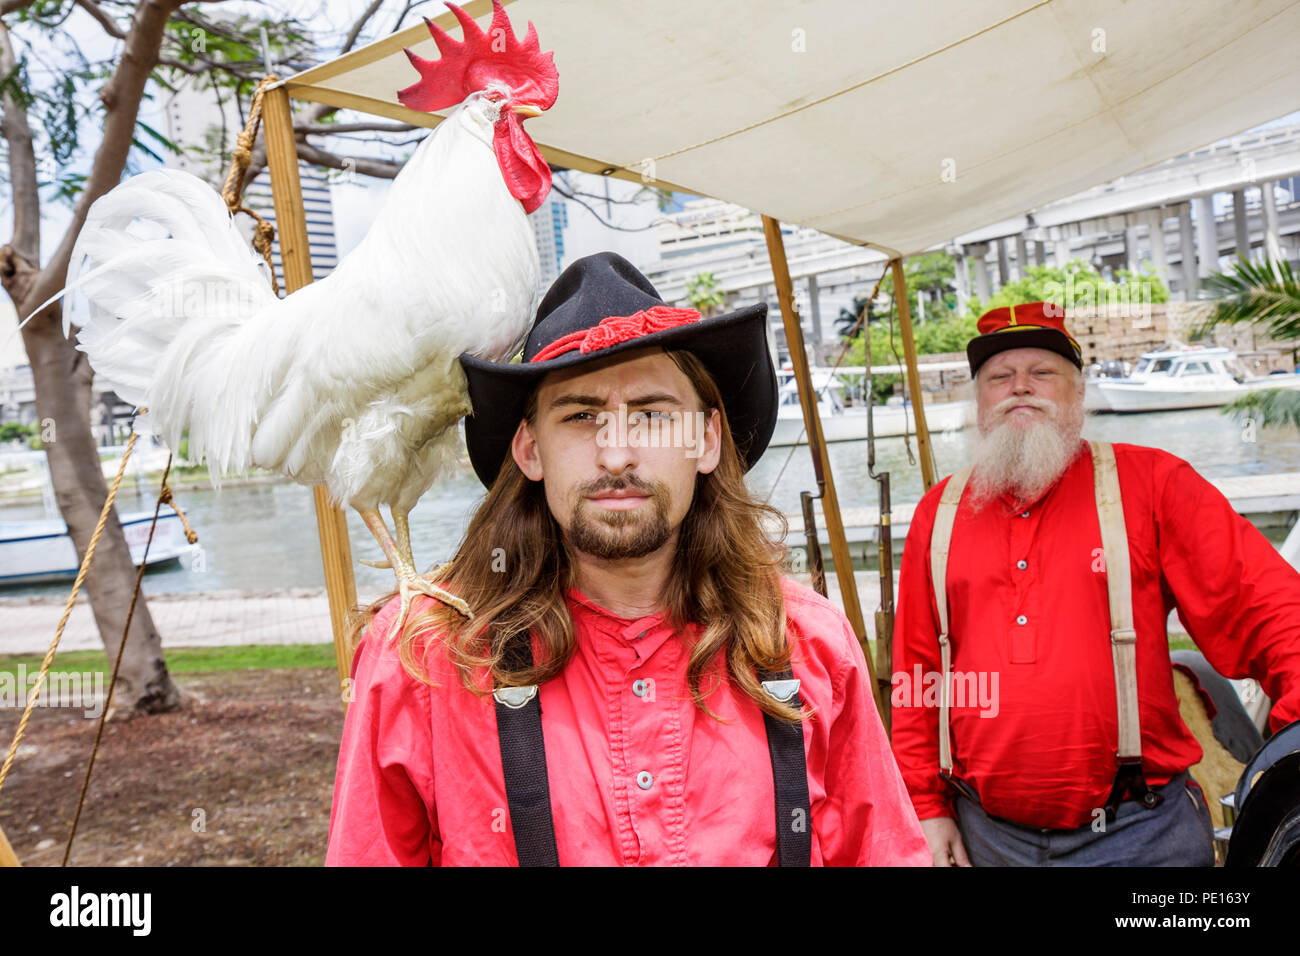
[28,0,184,310]
[294,140,403,180]
[0,18,39,264]
[0,0,37,16]
[303,0,398,127]
[341,0,384,54]
[297,120,416,135]
[74,0,126,38]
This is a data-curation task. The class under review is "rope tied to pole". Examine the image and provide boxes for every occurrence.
[158,483,198,544]
[221,74,282,295]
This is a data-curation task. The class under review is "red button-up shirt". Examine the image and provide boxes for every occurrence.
[327,576,929,865]
[892,441,1300,830]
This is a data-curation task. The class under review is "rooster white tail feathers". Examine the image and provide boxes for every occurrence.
[63,168,279,487]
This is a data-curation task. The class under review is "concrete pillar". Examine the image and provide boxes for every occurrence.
[1260,180,1283,262]
[1178,203,1198,298]
[1014,233,1030,280]
[969,242,991,301]
[1033,240,1046,266]
[1124,215,1142,273]
[1232,188,1251,260]
[952,247,971,314]
[996,238,1010,288]
[1053,235,1072,269]
[1143,209,1171,291]
[807,273,823,345]
[1194,194,1218,277]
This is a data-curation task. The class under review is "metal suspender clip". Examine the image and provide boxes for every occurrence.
[1102,756,1164,823]
[493,685,539,709]
[760,678,802,703]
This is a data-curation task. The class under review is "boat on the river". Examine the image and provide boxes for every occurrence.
[0,511,193,586]
[771,368,971,446]
[1086,343,1300,413]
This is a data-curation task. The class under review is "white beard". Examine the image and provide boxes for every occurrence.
[967,393,1085,511]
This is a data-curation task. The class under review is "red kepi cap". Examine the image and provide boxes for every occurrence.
[966,301,1083,375]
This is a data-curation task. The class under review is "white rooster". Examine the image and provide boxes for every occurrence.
[56,0,559,640]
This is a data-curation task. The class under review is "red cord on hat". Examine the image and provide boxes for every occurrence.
[529,305,702,363]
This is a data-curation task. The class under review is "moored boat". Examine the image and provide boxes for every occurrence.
[1087,343,1300,413]
[0,510,194,586]
[770,370,970,446]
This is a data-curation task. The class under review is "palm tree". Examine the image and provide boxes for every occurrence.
[1196,256,1300,428]
[686,272,726,318]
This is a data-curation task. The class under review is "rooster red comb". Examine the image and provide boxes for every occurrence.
[397,0,559,113]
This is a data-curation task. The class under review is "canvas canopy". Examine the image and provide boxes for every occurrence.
[284,0,1300,257]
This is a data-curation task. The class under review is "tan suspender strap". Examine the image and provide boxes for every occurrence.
[1089,440,1142,761]
[929,466,972,775]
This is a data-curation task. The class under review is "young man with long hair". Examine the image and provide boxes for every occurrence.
[325,252,929,866]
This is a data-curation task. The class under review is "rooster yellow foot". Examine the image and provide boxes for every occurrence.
[383,560,474,644]
[357,507,472,643]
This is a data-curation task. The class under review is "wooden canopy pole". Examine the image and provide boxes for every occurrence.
[889,258,937,490]
[0,821,19,866]
[761,216,884,717]
[262,81,359,701]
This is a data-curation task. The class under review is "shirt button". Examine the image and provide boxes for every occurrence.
[1016,615,1027,625]
[636,771,653,790]
[1021,511,1030,518]
[632,679,648,697]
[1016,560,1028,570]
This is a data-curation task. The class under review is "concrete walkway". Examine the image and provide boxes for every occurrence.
[0,572,1195,658]
[0,588,389,656]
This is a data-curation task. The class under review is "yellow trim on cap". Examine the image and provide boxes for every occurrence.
[987,323,1082,353]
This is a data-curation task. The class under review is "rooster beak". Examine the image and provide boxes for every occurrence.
[511,104,543,118]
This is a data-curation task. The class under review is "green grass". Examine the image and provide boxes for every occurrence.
[0,642,338,678]
[0,634,1200,679]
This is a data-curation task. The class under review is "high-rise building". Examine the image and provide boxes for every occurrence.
[531,191,569,286]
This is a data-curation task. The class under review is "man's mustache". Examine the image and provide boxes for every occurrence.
[990,394,1056,416]
[579,474,659,497]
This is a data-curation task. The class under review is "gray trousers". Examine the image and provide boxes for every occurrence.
[953,772,1216,866]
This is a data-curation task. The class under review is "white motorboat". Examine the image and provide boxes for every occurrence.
[1087,344,1300,413]
[0,445,194,586]
[770,371,970,446]
[0,510,193,585]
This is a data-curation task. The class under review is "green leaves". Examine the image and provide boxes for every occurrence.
[686,272,725,316]
[1198,256,1300,431]
[1198,256,1300,341]
[964,259,1170,319]
[1222,388,1300,430]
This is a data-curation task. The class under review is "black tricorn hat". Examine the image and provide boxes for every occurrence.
[458,252,777,488]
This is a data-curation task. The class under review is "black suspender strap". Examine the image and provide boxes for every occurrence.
[493,631,560,866]
[493,632,812,866]
[758,667,812,867]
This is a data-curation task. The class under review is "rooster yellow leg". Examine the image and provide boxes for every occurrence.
[356,508,416,569]
[357,508,473,643]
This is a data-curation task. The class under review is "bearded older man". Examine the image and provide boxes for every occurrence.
[890,302,1300,867]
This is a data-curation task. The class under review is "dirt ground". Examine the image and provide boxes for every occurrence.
[0,668,343,866]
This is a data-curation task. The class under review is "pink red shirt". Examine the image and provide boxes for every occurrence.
[892,441,1300,830]
[326,576,929,866]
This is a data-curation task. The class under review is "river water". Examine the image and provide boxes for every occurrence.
[3,406,1297,598]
